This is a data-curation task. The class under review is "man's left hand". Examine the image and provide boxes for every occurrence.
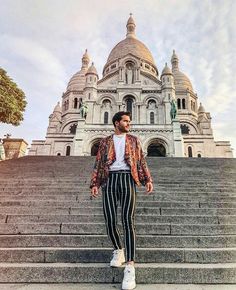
[145,182,153,194]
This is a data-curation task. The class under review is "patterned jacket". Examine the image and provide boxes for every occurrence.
[90,134,153,189]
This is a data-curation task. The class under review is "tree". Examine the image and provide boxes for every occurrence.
[0,68,27,126]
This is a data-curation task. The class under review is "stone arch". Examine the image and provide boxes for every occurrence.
[143,94,161,105]
[120,92,138,103]
[143,135,170,157]
[120,56,139,68]
[89,137,103,156]
[61,119,79,133]
[180,120,200,134]
[96,94,116,105]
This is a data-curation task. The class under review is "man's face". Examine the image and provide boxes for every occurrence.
[116,115,131,133]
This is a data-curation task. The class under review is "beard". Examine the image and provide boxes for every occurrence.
[118,124,130,133]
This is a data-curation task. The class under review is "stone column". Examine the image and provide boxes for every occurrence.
[73,119,86,156]
[172,119,184,157]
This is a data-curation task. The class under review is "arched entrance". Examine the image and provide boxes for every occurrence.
[147,140,166,157]
[91,139,102,156]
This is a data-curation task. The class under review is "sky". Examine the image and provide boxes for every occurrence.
[0,0,235,156]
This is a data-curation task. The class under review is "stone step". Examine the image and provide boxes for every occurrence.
[0,223,235,235]
[5,214,235,224]
[0,262,235,283]
[1,195,236,204]
[0,247,235,263]
[0,201,201,208]
[1,206,236,215]
[0,234,235,248]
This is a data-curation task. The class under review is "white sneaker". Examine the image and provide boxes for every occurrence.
[110,248,125,267]
[122,264,136,290]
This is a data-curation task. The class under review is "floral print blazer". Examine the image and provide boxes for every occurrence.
[90,134,153,189]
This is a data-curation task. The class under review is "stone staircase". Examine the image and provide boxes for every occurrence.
[0,156,235,284]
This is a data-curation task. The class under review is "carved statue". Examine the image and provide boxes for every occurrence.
[80,102,88,119]
[170,99,177,120]
[125,63,134,84]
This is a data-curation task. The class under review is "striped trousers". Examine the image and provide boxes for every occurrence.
[102,171,136,262]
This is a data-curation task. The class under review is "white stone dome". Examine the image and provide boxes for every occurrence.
[67,70,87,91]
[106,37,155,66]
[66,50,90,91]
[171,50,193,91]
[173,70,193,91]
[104,15,156,72]
[161,63,172,75]
[86,62,98,76]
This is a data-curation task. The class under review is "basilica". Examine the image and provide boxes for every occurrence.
[29,15,233,158]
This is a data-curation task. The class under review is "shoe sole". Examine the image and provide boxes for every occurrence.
[121,284,136,290]
[110,262,125,268]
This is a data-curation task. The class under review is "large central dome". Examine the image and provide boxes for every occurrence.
[107,37,155,65]
[104,15,156,68]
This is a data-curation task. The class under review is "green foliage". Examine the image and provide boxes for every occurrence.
[0,68,27,126]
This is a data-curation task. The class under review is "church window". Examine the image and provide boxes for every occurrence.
[182,99,186,109]
[88,93,91,100]
[66,146,71,156]
[150,112,155,124]
[57,153,61,156]
[126,98,133,119]
[188,146,193,157]
[90,76,92,82]
[145,64,150,69]
[197,153,202,158]
[79,98,83,108]
[74,98,78,109]
[111,64,116,69]
[181,124,190,134]
[168,93,171,100]
[104,112,109,124]
[177,98,181,109]
[167,77,170,82]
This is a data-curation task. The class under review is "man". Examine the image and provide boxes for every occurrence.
[90,111,153,290]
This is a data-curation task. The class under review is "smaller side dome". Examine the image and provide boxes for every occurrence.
[86,62,98,77]
[198,103,205,113]
[66,49,90,91]
[171,50,193,91]
[161,63,172,75]
[53,102,62,114]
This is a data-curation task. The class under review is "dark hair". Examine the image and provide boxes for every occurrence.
[112,111,131,127]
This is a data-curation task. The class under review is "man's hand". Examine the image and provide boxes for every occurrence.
[145,182,153,194]
[91,186,99,199]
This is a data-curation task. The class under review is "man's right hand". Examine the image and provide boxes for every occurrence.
[91,186,99,199]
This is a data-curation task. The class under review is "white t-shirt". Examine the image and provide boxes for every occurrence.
[109,134,130,171]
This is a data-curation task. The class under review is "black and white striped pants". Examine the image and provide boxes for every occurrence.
[102,170,136,262]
